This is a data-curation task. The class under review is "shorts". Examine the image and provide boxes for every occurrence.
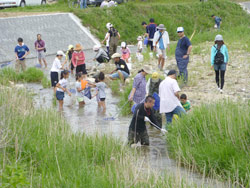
[111,70,129,79]
[37,51,45,59]
[128,129,149,146]
[100,98,106,101]
[76,64,87,74]
[157,48,166,58]
[214,63,226,71]
[122,53,130,60]
[50,72,59,87]
[77,97,84,102]
[56,91,64,101]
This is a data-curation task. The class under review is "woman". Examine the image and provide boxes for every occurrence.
[211,34,229,93]
[129,65,152,104]
[72,43,86,74]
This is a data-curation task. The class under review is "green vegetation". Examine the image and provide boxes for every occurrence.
[167,101,250,186]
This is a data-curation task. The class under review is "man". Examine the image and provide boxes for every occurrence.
[159,70,186,126]
[153,24,170,71]
[80,0,87,9]
[147,18,157,51]
[175,27,192,83]
[128,95,167,146]
[141,21,148,38]
[14,37,30,72]
[211,15,222,29]
[102,24,120,56]
[109,53,130,83]
[35,34,47,68]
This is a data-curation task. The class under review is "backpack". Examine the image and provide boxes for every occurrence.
[214,45,224,65]
[109,27,118,38]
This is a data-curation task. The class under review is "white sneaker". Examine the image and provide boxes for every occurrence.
[220,89,223,94]
[217,87,220,91]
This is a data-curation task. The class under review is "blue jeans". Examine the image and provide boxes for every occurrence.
[110,70,129,79]
[80,0,87,9]
[165,106,186,125]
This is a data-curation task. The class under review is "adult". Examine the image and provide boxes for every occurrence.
[129,65,152,104]
[102,23,112,54]
[147,18,157,51]
[141,21,148,38]
[93,45,110,64]
[72,43,87,74]
[128,96,167,146]
[102,24,120,56]
[211,15,222,29]
[14,37,30,72]
[109,53,130,83]
[153,24,170,70]
[146,72,162,127]
[100,0,109,8]
[211,34,229,93]
[175,27,192,83]
[80,0,87,9]
[35,34,47,68]
[159,70,186,126]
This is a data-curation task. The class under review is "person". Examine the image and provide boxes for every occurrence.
[108,0,116,7]
[34,34,47,68]
[120,42,131,64]
[75,72,86,107]
[66,45,74,74]
[137,36,143,54]
[102,24,120,56]
[159,70,186,126]
[129,65,152,104]
[147,18,157,51]
[128,96,167,146]
[102,23,112,54]
[50,51,67,94]
[93,72,106,113]
[100,0,108,8]
[141,21,148,38]
[93,45,109,64]
[146,72,162,127]
[180,94,191,112]
[153,24,170,71]
[80,0,87,9]
[56,70,72,111]
[109,53,130,83]
[211,15,222,29]
[14,37,30,72]
[72,43,87,74]
[175,27,192,83]
[211,34,229,93]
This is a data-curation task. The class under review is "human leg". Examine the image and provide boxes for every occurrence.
[220,70,225,89]
[20,60,26,71]
[140,130,149,145]
[172,106,186,117]
[128,129,137,145]
[118,70,124,83]
[15,60,21,72]
[215,70,220,88]
[58,100,63,111]
[165,112,174,125]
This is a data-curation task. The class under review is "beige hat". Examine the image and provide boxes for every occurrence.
[111,53,121,59]
[74,43,83,51]
[143,65,153,74]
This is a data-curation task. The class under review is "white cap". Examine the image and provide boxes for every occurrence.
[57,50,65,56]
[214,34,223,41]
[121,42,126,48]
[93,45,101,51]
[106,23,113,30]
[137,36,142,41]
[177,27,184,33]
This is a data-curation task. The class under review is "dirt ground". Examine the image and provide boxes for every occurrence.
[0,12,60,18]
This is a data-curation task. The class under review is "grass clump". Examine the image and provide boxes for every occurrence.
[167,101,250,186]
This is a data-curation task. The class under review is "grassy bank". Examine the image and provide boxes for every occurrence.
[167,101,250,186]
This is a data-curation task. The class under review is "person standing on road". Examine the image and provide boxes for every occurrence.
[147,18,157,51]
[211,15,222,29]
[211,34,229,94]
[35,34,47,68]
[14,37,30,72]
[159,70,186,127]
[80,0,87,9]
[153,24,170,71]
[175,27,192,83]
[72,43,87,74]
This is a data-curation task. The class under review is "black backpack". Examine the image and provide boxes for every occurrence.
[109,27,118,38]
[214,45,224,65]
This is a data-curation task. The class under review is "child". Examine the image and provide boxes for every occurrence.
[56,70,71,111]
[120,42,131,64]
[136,36,143,62]
[93,72,106,113]
[66,45,74,74]
[75,72,86,107]
[180,94,191,112]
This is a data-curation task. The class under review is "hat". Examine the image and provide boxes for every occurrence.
[93,45,100,51]
[68,44,74,50]
[151,72,159,82]
[57,50,65,56]
[111,53,121,59]
[157,24,166,30]
[143,65,153,74]
[137,36,142,41]
[214,34,223,41]
[167,70,177,76]
[106,22,113,30]
[74,43,83,51]
[121,42,126,48]
[177,27,184,33]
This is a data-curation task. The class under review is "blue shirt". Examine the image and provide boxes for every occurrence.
[177,36,191,55]
[215,16,222,25]
[159,37,164,50]
[15,44,29,60]
[211,44,229,66]
[147,23,157,39]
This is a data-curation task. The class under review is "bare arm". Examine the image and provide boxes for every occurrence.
[174,91,180,99]
[187,45,192,55]
[129,88,136,101]
[117,32,121,40]
[102,33,110,44]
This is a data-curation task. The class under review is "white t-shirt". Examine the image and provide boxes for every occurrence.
[51,57,62,72]
[57,78,68,92]
[105,32,110,47]
[108,0,116,7]
[100,1,109,8]
[137,41,143,50]
[159,77,182,113]
[75,81,84,97]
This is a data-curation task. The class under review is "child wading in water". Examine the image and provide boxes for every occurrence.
[93,72,106,113]
[121,42,131,64]
[56,70,71,111]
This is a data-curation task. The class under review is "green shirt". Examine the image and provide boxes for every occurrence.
[181,100,191,111]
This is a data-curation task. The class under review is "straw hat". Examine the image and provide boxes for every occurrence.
[111,53,121,59]
[68,44,74,50]
[74,43,83,51]
[143,65,153,74]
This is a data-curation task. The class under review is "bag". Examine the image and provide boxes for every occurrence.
[37,40,46,53]
[155,31,163,45]
[214,45,224,65]
[109,27,118,38]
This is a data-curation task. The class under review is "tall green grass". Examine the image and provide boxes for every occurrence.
[167,101,250,186]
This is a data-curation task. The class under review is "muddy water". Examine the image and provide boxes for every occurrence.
[3,50,229,187]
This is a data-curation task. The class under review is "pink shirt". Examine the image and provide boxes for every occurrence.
[121,47,131,55]
[72,51,85,67]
